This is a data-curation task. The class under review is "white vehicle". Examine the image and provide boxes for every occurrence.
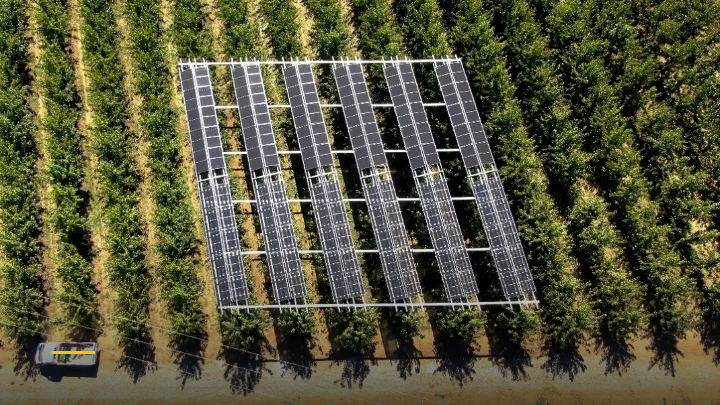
[34,342,98,366]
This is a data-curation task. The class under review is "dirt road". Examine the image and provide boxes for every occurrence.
[1,331,718,405]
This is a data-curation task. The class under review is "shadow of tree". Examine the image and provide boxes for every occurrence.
[646,330,684,376]
[277,333,317,380]
[487,328,533,381]
[540,343,587,381]
[12,334,42,381]
[699,322,720,366]
[595,333,636,376]
[697,286,720,366]
[115,337,158,383]
[329,344,378,389]
[219,339,275,396]
[169,336,207,389]
[393,340,422,380]
[432,336,477,387]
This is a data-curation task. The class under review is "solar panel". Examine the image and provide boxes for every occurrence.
[282,63,333,170]
[364,178,422,301]
[231,64,280,173]
[384,61,479,301]
[417,177,479,299]
[434,60,536,299]
[434,62,494,167]
[333,64,387,170]
[334,63,422,302]
[283,63,365,302]
[255,180,307,302]
[383,63,440,170]
[231,63,307,303]
[179,66,249,306]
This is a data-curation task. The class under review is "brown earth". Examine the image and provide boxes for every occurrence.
[1,327,719,405]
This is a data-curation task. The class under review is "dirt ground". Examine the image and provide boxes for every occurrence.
[1,327,719,405]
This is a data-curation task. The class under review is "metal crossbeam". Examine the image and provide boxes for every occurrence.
[435,60,536,300]
[334,62,423,303]
[179,58,462,67]
[179,64,249,306]
[384,60,479,301]
[224,148,461,155]
[231,197,475,203]
[283,62,366,302]
[216,102,445,109]
[232,62,307,304]
[219,300,539,310]
[239,248,490,255]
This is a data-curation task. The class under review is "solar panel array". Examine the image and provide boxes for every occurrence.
[232,63,307,303]
[177,59,537,308]
[283,63,365,302]
[384,61,479,301]
[179,66,249,306]
[435,61,536,299]
[334,63,422,302]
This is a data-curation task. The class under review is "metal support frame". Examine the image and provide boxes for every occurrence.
[177,58,538,311]
[223,149,462,154]
[219,299,539,311]
[216,102,445,109]
[283,60,366,304]
[434,58,537,301]
[179,62,249,306]
[231,196,475,203]
[179,58,462,66]
[333,61,423,305]
[239,248,490,255]
[383,59,479,303]
[232,62,307,306]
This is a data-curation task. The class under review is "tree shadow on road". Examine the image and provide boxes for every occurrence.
[393,340,422,379]
[169,332,208,389]
[276,331,317,380]
[595,333,636,376]
[432,335,477,387]
[11,335,43,381]
[220,340,275,396]
[115,334,158,383]
[699,322,720,366]
[328,344,378,389]
[487,327,533,381]
[646,329,684,377]
[540,343,587,381]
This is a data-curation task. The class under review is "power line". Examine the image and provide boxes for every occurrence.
[0,319,304,405]
[0,303,387,405]
[0,285,449,404]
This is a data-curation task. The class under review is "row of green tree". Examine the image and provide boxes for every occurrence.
[475,0,645,349]
[35,0,99,331]
[79,0,151,358]
[0,0,45,343]
[577,0,719,350]
[519,0,697,349]
[123,0,207,349]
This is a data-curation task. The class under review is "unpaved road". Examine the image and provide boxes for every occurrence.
[1,332,718,405]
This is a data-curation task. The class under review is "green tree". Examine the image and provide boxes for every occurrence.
[540,0,697,345]
[327,309,378,353]
[0,0,45,342]
[445,0,595,349]
[435,307,487,345]
[277,310,316,337]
